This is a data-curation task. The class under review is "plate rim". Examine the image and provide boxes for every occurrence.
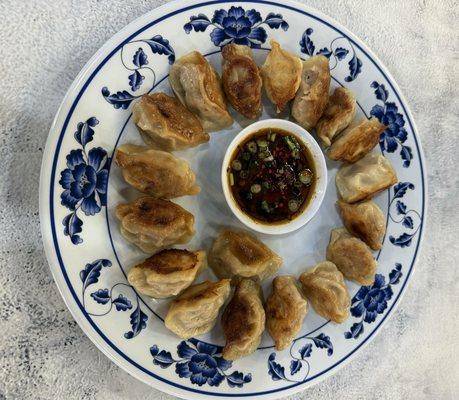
[39,0,427,398]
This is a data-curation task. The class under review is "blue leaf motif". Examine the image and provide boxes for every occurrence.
[344,322,364,339]
[400,145,413,167]
[263,13,289,30]
[268,353,287,381]
[132,47,148,67]
[128,70,144,91]
[389,233,413,248]
[152,350,174,368]
[85,117,99,127]
[150,345,159,356]
[90,288,110,304]
[74,117,98,146]
[143,35,175,64]
[101,87,136,109]
[124,305,148,339]
[396,200,407,214]
[290,359,302,375]
[79,259,112,290]
[334,47,349,60]
[299,29,315,56]
[299,343,312,359]
[402,216,414,229]
[317,47,332,58]
[371,81,389,102]
[184,14,212,33]
[393,182,415,199]
[389,263,403,285]
[226,371,252,388]
[63,212,83,244]
[311,333,333,356]
[112,294,132,311]
[344,54,362,82]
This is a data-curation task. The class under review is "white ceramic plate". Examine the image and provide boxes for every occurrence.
[39,1,426,399]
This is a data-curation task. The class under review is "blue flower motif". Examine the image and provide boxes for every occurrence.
[351,275,393,323]
[59,118,110,244]
[370,81,413,167]
[345,265,402,339]
[150,339,251,388]
[60,147,108,216]
[184,6,288,48]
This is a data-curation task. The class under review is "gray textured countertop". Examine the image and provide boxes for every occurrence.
[0,0,458,399]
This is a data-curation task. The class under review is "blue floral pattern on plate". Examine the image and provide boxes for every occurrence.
[80,259,149,339]
[370,81,413,167]
[299,28,362,82]
[388,182,421,247]
[59,118,109,244]
[43,1,426,396]
[184,6,288,47]
[150,339,252,387]
[345,264,403,339]
[102,35,175,109]
[267,333,333,382]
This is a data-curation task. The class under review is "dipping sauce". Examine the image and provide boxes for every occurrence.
[228,128,316,224]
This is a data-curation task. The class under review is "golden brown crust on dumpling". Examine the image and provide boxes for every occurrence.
[115,196,195,253]
[299,261,350,323]
[261,40,302,112]
[326,228,377,285]
[328,118,385,162]
[208,229,282,282]
[127,249,206,298]
[336,153,398,203]
[222,44,262,119]
[291,55,331,131]
[222,279,265,360]
[266,276,308,350]
[132,93,209,151]
[115,144,200,199]
[165,279,231,339]
[316,87,356,146]
[337,200,386,250]
[169,51,233,132]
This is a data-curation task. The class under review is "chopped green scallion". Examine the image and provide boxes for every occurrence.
[299,169,313,185]
[261,200,271,213]
[232,159,242,171]
[288,199,299,212]
[247,141,258,153]
[250,183,262,194]
[257,139,268,149]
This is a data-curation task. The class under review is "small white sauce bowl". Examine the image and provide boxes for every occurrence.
[221,119,327,235]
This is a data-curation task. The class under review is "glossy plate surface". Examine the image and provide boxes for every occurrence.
[39,1,426,398]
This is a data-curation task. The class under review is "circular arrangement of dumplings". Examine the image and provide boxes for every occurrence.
[113,40,398,360]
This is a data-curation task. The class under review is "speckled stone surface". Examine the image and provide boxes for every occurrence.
[0,0,458,399]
